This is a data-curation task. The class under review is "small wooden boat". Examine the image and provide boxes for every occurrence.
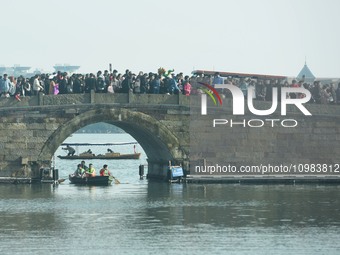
[58,152,141,160]
[69,175,114,186]
[58,142,141,160]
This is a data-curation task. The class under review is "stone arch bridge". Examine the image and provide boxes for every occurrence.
[0,92,190,180]
[1,91,340,182]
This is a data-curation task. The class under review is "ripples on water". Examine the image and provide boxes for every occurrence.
[1,183,340,254]
[0,134,340,254]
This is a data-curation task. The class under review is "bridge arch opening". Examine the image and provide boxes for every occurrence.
[56,122,143,157]
[39,108,186,180]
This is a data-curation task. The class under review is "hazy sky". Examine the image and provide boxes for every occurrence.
[1,0,339,77]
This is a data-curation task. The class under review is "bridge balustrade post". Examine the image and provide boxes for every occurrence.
[178,93,188,105]
[90,90,95,104]
[38,92,43,105]
[128,90,133,103]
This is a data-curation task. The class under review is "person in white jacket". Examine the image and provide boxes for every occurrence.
[0,74,12,97]
[33,74,44,95]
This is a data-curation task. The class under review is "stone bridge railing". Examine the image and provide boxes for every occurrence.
[0,91,190,109]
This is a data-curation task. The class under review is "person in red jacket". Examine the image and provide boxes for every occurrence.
[99,164,111,176]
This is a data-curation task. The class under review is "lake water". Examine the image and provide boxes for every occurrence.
[1,134,340,254]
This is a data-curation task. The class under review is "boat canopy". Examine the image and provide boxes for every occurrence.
[61,142,138,146]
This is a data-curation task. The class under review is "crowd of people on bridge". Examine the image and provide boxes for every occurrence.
[199,74,340,105]
[0,67,339,105]
[0,67,192,99]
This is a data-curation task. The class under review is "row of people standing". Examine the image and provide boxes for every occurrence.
[207,72,340,104]
[51,70,192,95]
[1,68,192,98]
[0,73,46,98]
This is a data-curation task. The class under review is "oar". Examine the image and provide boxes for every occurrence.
[112,176,120,184]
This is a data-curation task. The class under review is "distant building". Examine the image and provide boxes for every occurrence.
[13,65,31,76]
[296,62,315,83]
[53,64,80,74]
[0,65,31,77]
[0,66,6,75]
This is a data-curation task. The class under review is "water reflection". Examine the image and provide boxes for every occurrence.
[1,182,340,254]
[0,184,64,241]
[144,183,340,228]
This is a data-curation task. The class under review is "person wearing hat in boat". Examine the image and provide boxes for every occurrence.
[100,164,111,176]
[63,145,75,156]
[85,163,96,177]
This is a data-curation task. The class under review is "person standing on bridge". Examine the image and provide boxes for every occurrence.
[212,72,223,87]
[0,74,12,97]
[183,76,191,96]
[150,74,160,94]
[33,75,44,96]
[169,73,180,95]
